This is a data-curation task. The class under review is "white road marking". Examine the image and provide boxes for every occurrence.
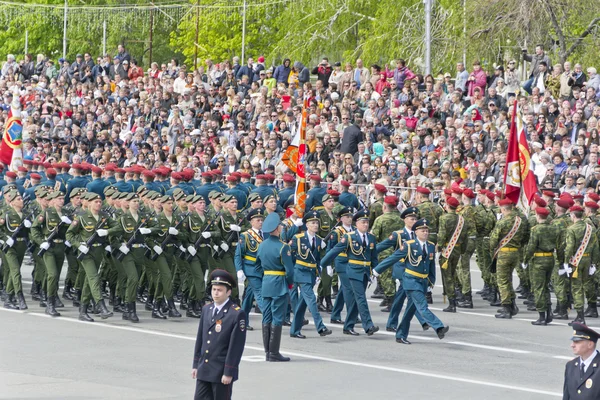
[553,355,573,361]
[2,308,561,397]
[448,341,531,354]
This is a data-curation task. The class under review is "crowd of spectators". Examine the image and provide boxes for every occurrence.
[2,43,600,207]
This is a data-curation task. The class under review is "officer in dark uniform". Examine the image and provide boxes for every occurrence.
[563,322,600,399]
[192,269,247,400]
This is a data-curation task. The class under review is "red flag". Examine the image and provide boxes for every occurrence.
[294,105,308,217]
[503,101,537,207]
[281,145,298,173]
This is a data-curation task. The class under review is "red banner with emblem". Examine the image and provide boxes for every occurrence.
[0,98,23,170]
[294,101,308,217]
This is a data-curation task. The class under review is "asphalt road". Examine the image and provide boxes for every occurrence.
[0,260,580,399]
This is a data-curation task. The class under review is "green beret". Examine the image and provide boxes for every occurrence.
[103,186,116,195]
[47,191,64,200]
[221,194,235,203]
[173,188,186,201]
[159,195,173,204]
[87,193,101,201]
[125,193,139,201]
[3,184,17,193]
[149,192,161,201]
[191,195,204,204]
[248,192,261,203]
[70,188,85,199]
[5,190,19,202]
[208,190,222,200]
[137,186,148,194]
[37,190,49,199]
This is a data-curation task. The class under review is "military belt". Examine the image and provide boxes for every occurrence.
[131,244,144,248]
[499,247,518,252]
[165,243,175,247]
[405,269,428,279]
[52,239,64,243]
[533,252,553,257]
[468,236,476,239]
[296,260,316,268]
[15,237,25,242]
[582,253,590,257]
[91,243,103,247]
[348,259,371,266]
[264,270,285,276]
[339,252,347,257]
[244,255,257,262]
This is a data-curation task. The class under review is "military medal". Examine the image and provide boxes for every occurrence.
[216,320,222,333]
[586,379,593,389]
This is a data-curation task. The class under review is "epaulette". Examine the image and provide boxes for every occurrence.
[406,240,415,244]
[427,241,434,245]
[295,232,305,238]
[233,305,241,311]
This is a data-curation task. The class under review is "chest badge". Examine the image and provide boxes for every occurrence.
[586,379,593,389]
[215,320,222,333]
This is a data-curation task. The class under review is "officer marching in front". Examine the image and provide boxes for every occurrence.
[563,323,600,399]
[289,210,333,339]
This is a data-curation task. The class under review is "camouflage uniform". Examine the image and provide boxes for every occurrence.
[458,203,477,297]
[368,198,383,228]
[474,203,496,288]
[524,219,559,312]
[437,209,467,303]
[514,208,531,293]
[371,208,404,301]
[551,213,571,312]
[417,200,443,245]
[317,209,337,305]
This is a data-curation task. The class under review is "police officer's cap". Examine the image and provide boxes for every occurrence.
[401,207,420,219]
[209,269,235,290]
[159,195,173,203]
[352,209,369,223]
[248,192,261,203]
[571,322,600,343]
[303,210,320,224]
[413,218,430,231]
[247,208,264,221]
[337,206,353,218]
[208,190,222,200]
[262,212,281,233]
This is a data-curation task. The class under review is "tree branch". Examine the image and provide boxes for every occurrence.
[541,0,566,57]
[565,17,600,58]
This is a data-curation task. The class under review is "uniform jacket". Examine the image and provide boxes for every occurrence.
[326,225,353,273]
[305,187,327,212]
[256,235,294,298]
[192,300,247,383]
[235,228,265,277]
[393,239,436,292]
[290,232,325,284]
[563,351,600,400]
[375,228,413,280]
[321,230,377,282]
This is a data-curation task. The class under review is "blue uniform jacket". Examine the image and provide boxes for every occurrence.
[114,180,134,193]
[326,226,354,273]
[321,230,378,281]
[375,228,413,279]
[377,239,436,292]
[305,187,327,211]
[40,178,65,194]
[65,176,88,203]
[226,186,248,211]
[280,219,300,242]
[86,178,111,199]
[234,229,265,278]
[290,232,325,284]
[339,191,360,210]
[256,235,294,298]
[277,187,294,208]
[250,185,277,200]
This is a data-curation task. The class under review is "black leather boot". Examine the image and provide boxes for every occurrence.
[545,309,554,324]
[554,303,569,320]
[122,302,130,321]
[167,298,181,318]
[45,295,60,317]
[443,299,456,313]
[268,325,290,362]
[62,281,73,300]
[489,287,501,306]
[54,295,64,308]
[186,300,201,318]
[325,296,333,313]
[510,298,519,316]
[584,303,599,318]
[39,289,47,307]
[379,297,390,307]
[98,299,113,319]
[457,294,473,309]
[129,302,139,323]
[180,293,189,310]
[72,289,81,307]
[495,305,512,319]
[531,311,546,326]
[4,293,18,309]
[371,282,384,299]
[317,296,326,312]
[476,284,489,295]
[527,302,537,311]
[145,294,154,311]
[136,286,147,303]
[17,291,28,310]
[262,324,271,361]
[79,303,94,322]
[113,296,125,313]
[568,310,586,326]
[31,281,40,301]
[152,299,167,319]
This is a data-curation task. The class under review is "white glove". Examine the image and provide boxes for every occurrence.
[427,286,433,293]
[293,219,303,227]
[119,244,129,254]
[40,242,50,250]
[201,232,211,239]
[558,268,567,276]
[521,263,528,270]
[65,240,71,247]
[97,229,108,237]
[327,265,334,276]
[220,243,229,252]
[372,269,380,278]
[179,245,186,252]
[237,270,246,281]
[78,244,89,254]
[187,246,197,256]
[5,237,14,247]
[153,245,163,255]
[61,216,72,224]
[230,224,241,232]
[315,276,321,286]
[105,245,112,252]
[395,279,401,290]
[590,265,597,276]
[213,245,219,252]
[370,275,377,284]
[23,220,32,228]
[139,228,151,235]
[168,227,179,235]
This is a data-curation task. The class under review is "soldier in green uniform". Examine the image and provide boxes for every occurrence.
[457,188,477,308]
[1,190,33,310]
[524,207,559,326]
[415,186,443,304]
[65,192,118,322]
[30,191,70,317]
[551,198,573,319]
[317,193,337,312]
[371,195,404,312]
[514,205,532,302]
[474,190,496,303]
[437,196,467,313]
[490,198,529,319]
[31,188,51,307]
[217,195,244,300]
[564,205,600,326]
[61,188,84,301]
[368,183,386,227]
[206,191,224,275]
[583,201,600,319]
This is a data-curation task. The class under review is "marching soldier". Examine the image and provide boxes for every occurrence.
[304,175,326,212]
[552,198,573,320]
[329,207,355,325]
[474,190,496,304]
[62,188,84,301]
[217,195,244,300]
[317,193,337,313]
[339,180,359,211]
[457,188,477,308]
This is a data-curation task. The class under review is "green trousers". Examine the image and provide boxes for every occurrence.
[118,247,143,303]
[188,246,210,301]
[497,251,519,306]
[64,248,79,287]
[571,259,592,312]
[43,244,66,297]
[153,248,175,299]
[440,251,460,300]
[530,256,554,312]
[4,241,26,295]
[80,247,105,304]
[476,237,493,286]
[220,252,239,298]
[458,241,475,296]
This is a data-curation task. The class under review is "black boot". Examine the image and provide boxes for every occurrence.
[510,299,519,316]
[136,286,147,303]
[45,295,60,317]
[531,311,546,326]
[527,302,537,311]
[515,283,524,293]
[186,300,201,318]
[122,302,130,321]
[98,299,113,319]
[568,310,586,326]
[145,294,154,311]
[79,303,94,322]
[517,287,530,299]
[584,303,599,318]
[495,305,512,319]
[268,325,290,362]
[457,294,473,309]
[4,293,18,309]
[426,291,433,304]
[476,284,489,295]
[443,299,456,313]
[72,289,81,307]
[371,282,384,298]
[262,324,271,361]
[62,282,74,300]
[325,296,333,313]
[129,302,139,323]
[180,293,189,310]
[545,308,554,324]
[113,296,125,313]
[555,303,569,320]
[379,297,390,307]
[17,291,28,310]
[152,299,167,319]
[39,289,47,307]
[54,295,64,308]
[317,296,326,312]
[31,281,40,301]
[489,287,501,306]
[332,285,339,299]
[167,298,181,318]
